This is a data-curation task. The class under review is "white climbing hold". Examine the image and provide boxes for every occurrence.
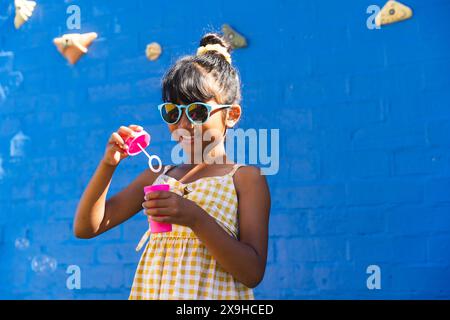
[14,0,36,29]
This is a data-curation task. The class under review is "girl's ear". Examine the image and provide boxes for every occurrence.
[225,104,241,128]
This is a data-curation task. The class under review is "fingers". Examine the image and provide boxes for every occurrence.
[144,191,172,201]
[110,132,128,151]
[111,143,128,156]
[150,215,171,223]
[142,191,176,219]
[129,124,143,132]
[142,198,172,210]
[143,207,172,217]
[118,125,143,141]
[110,132,125,145]
[109,124,144,150]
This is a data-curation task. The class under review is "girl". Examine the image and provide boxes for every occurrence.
[74,33,271,300]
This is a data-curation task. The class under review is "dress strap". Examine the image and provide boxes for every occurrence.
[135,229,150,252]
[227,163,246,177]
[162,165,174,175]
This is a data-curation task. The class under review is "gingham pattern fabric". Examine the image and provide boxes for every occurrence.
[129,163,255,300]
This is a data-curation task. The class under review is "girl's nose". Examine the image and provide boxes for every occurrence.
[178,111,193,129]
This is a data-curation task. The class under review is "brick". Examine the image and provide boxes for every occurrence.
[352,122,427,151]
[316,40,386,75]
[428,235,450,264]
[58,245,97,266]
[0,117,21,137]
[386,204,450,235]
[310,206,386,236]
[391,237,428,263]
[347,149,390,178]
[123,263,138,289]
[32,221,73,242]
[269,210,310,237]
[276,107,312,130]
[81,265,124,290]
[427,120,450,147]
[316,128,350,153]
[307,208,347,236]
[311,263,362,292]
[95,225,123,242]
[88,83,132,103]
[346,179,423,206]
[96,243,141,264]
[123,216,149,243]
[46,199,81,220]
[424,177,450,204]
[315,100,384,131]
[389,265,450,294]
[282,131,317,155]
[256,264,315,294]
[276,237,347,263]
[347,236,427,263]
[394,147,446,175]
[383,36,430,68]
[273,183,345,209]
[347,236,393,263]
[286,152,320,181]
[266,238,275,265]
[422,59,450,93]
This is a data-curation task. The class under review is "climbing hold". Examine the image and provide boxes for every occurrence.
[53,32,98,65]
[10,130,30,159]
[375,0,413,27]
[14,0,36,29]
[222,24,248,49]
[145,42,162,61]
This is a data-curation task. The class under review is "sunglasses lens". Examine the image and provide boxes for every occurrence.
[187,103,209,124]
[161,103,180,124]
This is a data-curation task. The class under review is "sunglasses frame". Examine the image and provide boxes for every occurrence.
[157,102,233,125]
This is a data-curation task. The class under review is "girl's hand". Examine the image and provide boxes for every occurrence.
[142,191,202,229]
[102,125,143,167]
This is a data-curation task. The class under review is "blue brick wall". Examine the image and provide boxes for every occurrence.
[1,0,450,299]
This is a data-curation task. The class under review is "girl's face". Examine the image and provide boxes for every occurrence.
[167,99,241,159]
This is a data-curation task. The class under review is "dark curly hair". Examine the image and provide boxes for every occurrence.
[161,33,242,121]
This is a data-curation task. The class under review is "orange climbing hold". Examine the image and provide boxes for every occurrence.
[53,32,98,65]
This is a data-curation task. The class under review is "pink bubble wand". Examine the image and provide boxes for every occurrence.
[125,130,162,172]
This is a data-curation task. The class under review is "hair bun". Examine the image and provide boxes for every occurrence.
[198,33,233,63]
[200,33,232,52]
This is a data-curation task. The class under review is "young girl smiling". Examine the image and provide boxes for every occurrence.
[74,33,271,300]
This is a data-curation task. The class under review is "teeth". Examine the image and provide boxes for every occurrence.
[181,135,194,143]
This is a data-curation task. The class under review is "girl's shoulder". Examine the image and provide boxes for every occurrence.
[233,164,262,176]
[232,164,267,191]
[232,165,270,211]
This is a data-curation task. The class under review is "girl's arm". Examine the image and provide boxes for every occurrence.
[73,125,160,238]
[73,161,158,238]
[190,166,270,288]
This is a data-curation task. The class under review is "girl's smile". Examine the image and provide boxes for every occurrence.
[180,134,195,145]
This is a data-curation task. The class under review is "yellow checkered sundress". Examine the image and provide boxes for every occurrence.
[129,163,255,300]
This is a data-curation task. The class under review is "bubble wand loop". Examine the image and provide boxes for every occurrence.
[136,142,162,173]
